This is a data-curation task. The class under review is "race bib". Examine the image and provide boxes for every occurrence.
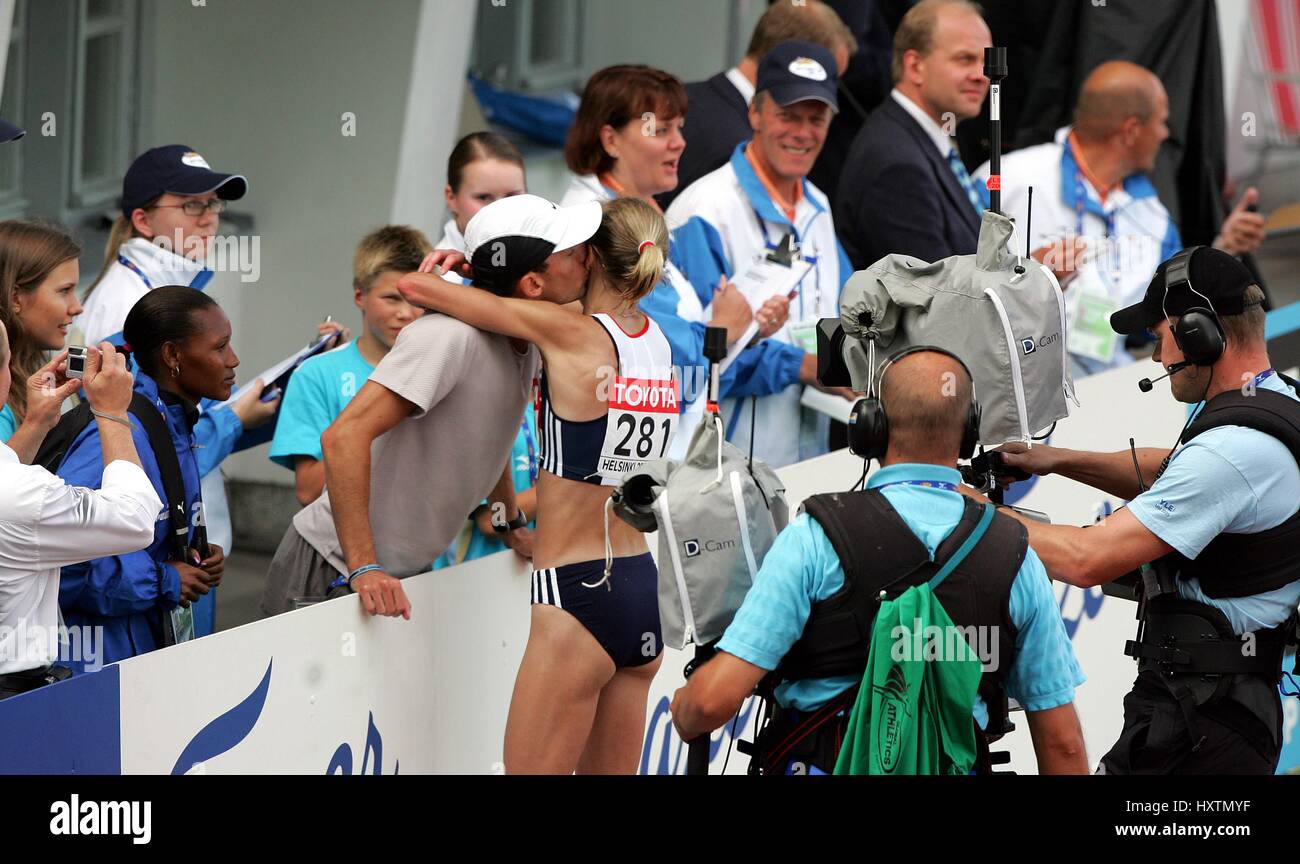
[1066,262,1120,363]
[599,376,679,479]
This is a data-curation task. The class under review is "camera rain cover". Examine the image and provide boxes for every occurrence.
[838,210,1075,450]
[611,414,788,649]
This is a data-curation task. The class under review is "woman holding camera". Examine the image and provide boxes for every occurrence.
[0,221,90,464]
[56,288,241,670]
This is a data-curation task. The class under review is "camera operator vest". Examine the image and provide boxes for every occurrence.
[1124,375,1300,751]
[775,490,1025,736]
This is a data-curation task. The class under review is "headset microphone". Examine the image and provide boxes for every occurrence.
[1139,361,1193,393]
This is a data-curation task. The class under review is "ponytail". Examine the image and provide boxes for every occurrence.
[85,196,159,301]
[590,197,668,304]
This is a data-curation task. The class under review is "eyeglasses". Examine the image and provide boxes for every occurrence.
[150,199,229,217]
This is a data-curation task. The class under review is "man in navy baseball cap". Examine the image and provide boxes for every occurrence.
[120,144,247,220]
[0,118,24,143]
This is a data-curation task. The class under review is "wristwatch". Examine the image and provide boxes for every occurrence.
[492,508,528,534]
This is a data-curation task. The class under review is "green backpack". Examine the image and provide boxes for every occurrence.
[834,505,993,775]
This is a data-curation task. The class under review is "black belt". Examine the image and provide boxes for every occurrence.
[0,665,72,699]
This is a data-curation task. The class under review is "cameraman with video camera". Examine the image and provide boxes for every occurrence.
[987,248,1300,774]
[671,348,1087,774]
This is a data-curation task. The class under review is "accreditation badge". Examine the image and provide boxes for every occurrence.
[1066,261,1120,363]
[790,321,819,357]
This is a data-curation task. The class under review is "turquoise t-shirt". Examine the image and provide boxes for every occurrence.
[433,405,539,569]
[268,341,374,470]
[716,463,1086,726]
[1128,373,1300,633]
[0,403,16,441]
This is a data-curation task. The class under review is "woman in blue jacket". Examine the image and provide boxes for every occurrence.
[57,288,237,671]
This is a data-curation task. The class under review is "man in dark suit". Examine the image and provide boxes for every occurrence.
[658,0,855,210]
[836,0,993,271]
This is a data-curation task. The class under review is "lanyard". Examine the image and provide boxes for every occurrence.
[520,413,538,484]
[1073,171,1122,293]
[749,205,824,321]
[876,480,958,492]
[118,255,153,290]
[1252,369,1276,389]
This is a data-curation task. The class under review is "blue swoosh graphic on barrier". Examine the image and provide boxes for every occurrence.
[171,659,273,774]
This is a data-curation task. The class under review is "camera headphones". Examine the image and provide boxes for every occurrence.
[1163,246,1225,367]
[848,345,982,462]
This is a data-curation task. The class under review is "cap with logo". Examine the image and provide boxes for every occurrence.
[756,40,839,113]
[463,194,602,296]
[1110,247,1259,336]
[121,145,248,220]
[0,118,25,144]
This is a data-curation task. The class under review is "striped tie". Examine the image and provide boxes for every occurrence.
[947,149,989,216]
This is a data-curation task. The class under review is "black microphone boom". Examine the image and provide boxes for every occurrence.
[1139,361,1192,393]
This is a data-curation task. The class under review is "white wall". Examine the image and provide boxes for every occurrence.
[580,0,735,85]
[109,359,1292,775]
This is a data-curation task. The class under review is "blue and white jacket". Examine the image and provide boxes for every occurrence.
[56,371,203,672]
[666,143,852,468]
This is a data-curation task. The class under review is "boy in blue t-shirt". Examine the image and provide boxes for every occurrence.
[270,226,430,504]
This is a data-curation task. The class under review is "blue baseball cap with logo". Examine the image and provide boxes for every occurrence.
[0,118,25,143]
[121,145,248,219]
[756,40,839,113]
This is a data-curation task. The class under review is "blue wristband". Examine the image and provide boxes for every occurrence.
[347,564,384,586]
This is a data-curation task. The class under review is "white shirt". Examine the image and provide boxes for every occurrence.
[435,218,467,285]
[725,67,756,106]
[890,88,953,158]
[0,444,161,674]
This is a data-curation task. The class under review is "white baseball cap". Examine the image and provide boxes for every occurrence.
[463,194,602,295]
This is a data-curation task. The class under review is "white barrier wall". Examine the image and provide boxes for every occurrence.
[114,358,1297,774]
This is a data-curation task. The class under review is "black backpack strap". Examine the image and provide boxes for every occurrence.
[1182,389,1300,465]
[802,489,934,605]
[127,392,190,561]
[33,401,95,473]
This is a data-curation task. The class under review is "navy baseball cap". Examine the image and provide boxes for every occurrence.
[1111,247,1259,336]
[756,40,839,113]
[0,118,25,143]
[121,145,248,219]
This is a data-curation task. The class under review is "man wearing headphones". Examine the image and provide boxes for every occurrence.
[993,247,1300,774]
[670,348,1087,774]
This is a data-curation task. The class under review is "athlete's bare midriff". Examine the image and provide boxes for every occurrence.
[532,312,654,570]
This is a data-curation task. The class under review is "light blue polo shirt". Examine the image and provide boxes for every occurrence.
[0,404,16,441]
[268,341,374,470]
[1128,373,1300,634]
[716,463,1085,727]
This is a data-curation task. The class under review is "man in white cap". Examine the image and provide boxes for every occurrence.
[261,195,601,619]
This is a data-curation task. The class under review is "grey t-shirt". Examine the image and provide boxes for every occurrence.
[294,313,539,577]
